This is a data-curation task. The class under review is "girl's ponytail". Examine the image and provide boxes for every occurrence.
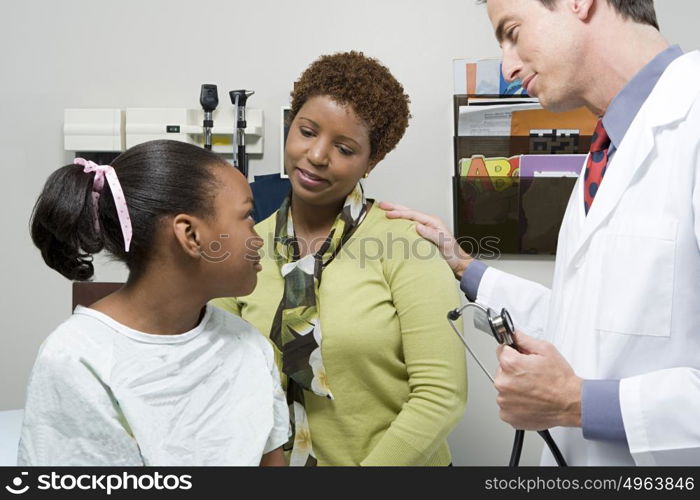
[31,140,226,281]
[30,164,104,280]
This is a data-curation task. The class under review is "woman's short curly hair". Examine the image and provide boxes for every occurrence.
[289,51,411,163]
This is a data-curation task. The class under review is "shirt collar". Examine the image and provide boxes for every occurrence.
[602,45,683,150]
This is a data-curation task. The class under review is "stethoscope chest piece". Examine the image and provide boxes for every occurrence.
[488,307,515,346]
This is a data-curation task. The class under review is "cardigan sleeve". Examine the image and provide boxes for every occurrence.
[361,221,468,465]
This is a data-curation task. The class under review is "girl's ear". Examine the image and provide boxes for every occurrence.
[172,214,202,259]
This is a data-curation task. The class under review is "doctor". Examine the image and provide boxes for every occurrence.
[381,0,700,466]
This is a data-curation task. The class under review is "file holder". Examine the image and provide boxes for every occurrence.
[453,175,578,255]
[452,95,593,255]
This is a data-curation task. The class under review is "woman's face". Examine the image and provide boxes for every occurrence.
[284,95,374,209]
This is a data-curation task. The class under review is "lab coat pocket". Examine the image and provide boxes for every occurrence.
[596,217,678,337]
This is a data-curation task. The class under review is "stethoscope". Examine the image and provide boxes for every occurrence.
[447,303,568,467]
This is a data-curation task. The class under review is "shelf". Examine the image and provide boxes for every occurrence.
[64,107,264,155]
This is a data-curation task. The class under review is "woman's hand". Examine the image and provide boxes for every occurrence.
[260,447,287,466]
[379,201,473,279]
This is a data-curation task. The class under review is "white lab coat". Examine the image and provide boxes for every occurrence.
[476,50,700,466]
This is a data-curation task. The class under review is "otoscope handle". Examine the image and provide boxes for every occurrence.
[200,84,218,151]
[237,146,248,178]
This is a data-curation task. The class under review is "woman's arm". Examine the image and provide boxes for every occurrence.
[361,223,468,466]
[260,447,287,466]
[379,202,552,338]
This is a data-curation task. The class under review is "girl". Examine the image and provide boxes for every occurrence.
[214,52,467,466]
[20,140,289,465]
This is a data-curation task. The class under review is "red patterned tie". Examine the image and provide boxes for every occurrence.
[583,119,611,214]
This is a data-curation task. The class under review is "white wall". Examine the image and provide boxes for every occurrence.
[0,0,697,466]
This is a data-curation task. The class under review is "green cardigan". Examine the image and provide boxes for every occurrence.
[212,202,467,465]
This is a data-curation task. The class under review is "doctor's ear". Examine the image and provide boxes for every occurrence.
[172,214,204,259]
[570,0,595,21]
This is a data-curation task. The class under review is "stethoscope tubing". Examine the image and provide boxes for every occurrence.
[448,305,568,467]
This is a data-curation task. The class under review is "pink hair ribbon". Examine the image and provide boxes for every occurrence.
[74,158,133,252]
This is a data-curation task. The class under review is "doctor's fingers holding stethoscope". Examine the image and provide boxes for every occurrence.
[494,330,582,431]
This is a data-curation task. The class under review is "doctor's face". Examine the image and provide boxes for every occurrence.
[487,0,589,112]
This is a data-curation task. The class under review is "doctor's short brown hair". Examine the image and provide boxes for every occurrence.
[478,0,659,30]
[288,51,411,163]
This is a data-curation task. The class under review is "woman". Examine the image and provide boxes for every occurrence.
[214,52,466,466]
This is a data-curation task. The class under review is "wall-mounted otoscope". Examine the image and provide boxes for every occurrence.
[229,89,254,177]
[200,84,219,150]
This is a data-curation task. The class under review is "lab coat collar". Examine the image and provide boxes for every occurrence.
[566,50,700,267]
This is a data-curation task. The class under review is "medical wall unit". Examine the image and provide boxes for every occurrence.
[64,106,263,157]
[452,59,597,255]
[64,108,124,152]
[64,103,289,222]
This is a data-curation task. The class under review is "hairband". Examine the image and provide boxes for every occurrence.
[74,158,132,252]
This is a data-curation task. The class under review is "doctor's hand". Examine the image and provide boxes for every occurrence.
[379,201,473,279]
[494,331,582,431]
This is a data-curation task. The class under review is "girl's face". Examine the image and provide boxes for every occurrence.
[284,95,375,209]
[200,166,262,297]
